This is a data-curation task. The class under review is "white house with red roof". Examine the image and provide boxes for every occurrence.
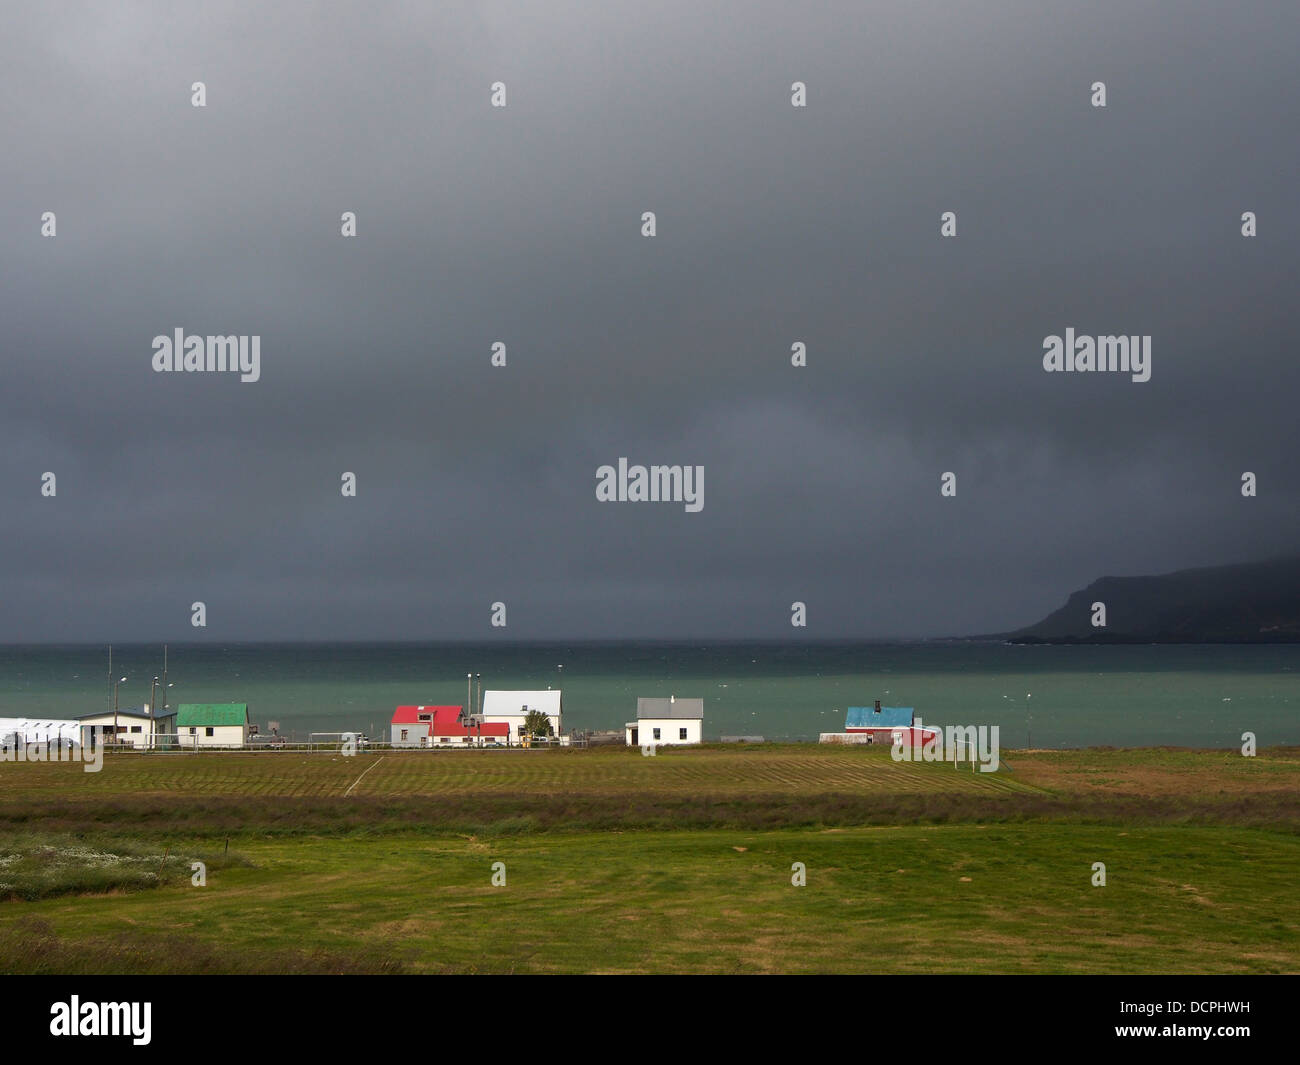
[390,705,509,748]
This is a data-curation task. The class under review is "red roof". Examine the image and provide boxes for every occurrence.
[432,706,462,730]
[392,705,461,724]
[390,705,508,738]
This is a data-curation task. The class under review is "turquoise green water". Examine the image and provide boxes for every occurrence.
[0,642,1295,748]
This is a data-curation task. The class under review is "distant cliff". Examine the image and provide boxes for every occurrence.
[1005,557,1300,643]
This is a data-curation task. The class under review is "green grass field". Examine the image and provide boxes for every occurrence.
[1,745,1297,973]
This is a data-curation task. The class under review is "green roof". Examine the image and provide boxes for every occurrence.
[176,703,248,727]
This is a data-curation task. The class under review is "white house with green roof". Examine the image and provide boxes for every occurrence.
[176,703,249,748]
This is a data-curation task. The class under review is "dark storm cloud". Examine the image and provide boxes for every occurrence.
[1,0,1297,640]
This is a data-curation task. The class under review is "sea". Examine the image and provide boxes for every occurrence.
[0,642,1296,748]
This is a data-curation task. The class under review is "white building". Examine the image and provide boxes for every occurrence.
[77,707,177,750]
[625,697,703,747]
[0,717,81,749]
[479,690,562,742]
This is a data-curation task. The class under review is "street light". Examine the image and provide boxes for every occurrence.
[474,673,482,746]
[160,682,175,748]
[112,676,127,746]
[147,676,160,749]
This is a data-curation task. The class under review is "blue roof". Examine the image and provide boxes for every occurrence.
[846,706,913,729]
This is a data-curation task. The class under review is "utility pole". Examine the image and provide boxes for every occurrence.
[113,675,126,747]
[476,674,483,745]
[149,676,159,747]
[160,645,170,748]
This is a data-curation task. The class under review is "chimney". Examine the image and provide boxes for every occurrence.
[670,695,675,704]
[874,700,881,713]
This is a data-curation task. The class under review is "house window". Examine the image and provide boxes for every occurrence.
[131,726,143,734]
[652,727,661,740]
[400,729,408,741]
[419,713,431,722]
[679,727,687,741]
[188,727,196,735]
[205,727,214,737]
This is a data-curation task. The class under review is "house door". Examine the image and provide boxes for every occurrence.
[630,727,638,745]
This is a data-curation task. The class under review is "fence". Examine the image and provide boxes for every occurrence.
[96,736,573,755]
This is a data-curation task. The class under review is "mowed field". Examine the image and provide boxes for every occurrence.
[1,745,1297,973]
[0,744,1035,799]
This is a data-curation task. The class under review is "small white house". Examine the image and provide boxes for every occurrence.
[175,703,249,748]
[77,706,177,750]
[625,696,703,747]
[480,690,562,742]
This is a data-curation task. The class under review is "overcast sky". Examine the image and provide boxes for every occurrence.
[1,0,1297,641]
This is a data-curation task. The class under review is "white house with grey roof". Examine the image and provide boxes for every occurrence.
[626,696,703,747]
[77,705,177,750]
[479,690,563,742]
